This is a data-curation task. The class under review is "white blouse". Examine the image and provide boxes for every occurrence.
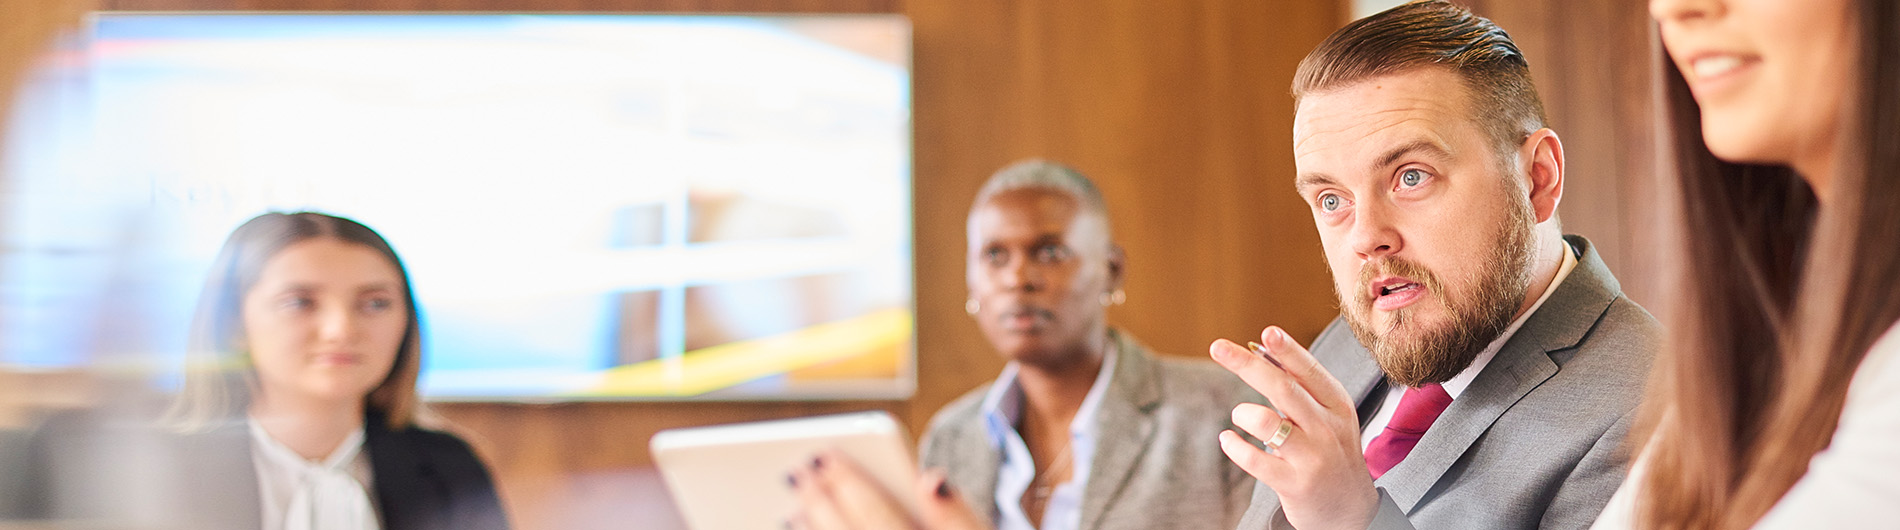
[248,420,383,530]
[1592,323,1900,528]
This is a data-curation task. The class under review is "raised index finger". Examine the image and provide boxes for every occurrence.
[1253,326,1354,412]
[1210,338,1325,426]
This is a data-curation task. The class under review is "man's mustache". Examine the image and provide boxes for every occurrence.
[1356,257,1443,307]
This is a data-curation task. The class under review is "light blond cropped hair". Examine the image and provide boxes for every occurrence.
[970,159,1113,243]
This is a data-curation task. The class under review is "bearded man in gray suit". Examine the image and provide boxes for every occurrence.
[1210,2,1661,529]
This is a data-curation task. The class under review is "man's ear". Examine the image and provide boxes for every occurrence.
[1107,244,1126,290]
[1522,128,1565,223]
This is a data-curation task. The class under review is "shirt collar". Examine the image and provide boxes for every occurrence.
[1440,241,1580,399]
[1070,338,1118,440]
[248,418,368,471]
[979,337,1120,449]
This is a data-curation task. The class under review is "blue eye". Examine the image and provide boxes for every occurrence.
[1400,169,1426,187]
[1319,194,1342,212]
[364,298,395,312]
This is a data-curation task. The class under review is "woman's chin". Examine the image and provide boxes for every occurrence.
[292,381,375,407]
[1700,114,1792,167]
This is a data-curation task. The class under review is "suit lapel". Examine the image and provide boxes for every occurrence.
[1375,236,1622,512]
[367,417,441,530]
[945,411,1003,524]
[1310,319,1387,415]
[1078,331,1159,530]
[1373,333,1562,510]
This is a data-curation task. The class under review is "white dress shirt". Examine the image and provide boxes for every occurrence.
[249,419,382,530]
[980,341,1118,530]
[1360,242,1580,449]
[1591,321,1900,528]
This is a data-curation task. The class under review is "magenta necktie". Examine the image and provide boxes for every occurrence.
[1364,383,1454,479]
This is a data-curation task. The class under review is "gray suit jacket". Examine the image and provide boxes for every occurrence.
[1237,235,1659,529]
[921,329,1262,530]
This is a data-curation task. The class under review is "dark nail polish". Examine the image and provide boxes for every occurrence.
[787,473,798,487]
[935,478,952,499]
[811,456,824,469]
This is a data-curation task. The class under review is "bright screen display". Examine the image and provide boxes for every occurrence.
[1,13,914,400]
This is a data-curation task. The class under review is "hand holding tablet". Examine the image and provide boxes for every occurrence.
[651,411,989,530]
[651,411,915,529]
[788,449,989,530]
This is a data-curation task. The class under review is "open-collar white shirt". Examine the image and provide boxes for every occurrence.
[979,340,1118,530]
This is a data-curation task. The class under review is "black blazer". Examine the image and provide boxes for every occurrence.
[363,413,510,530]
[181,412,511,530]
[11,410,509,530]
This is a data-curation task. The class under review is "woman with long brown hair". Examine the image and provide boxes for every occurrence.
[167,211,509,530]
[1593,0,1900,527]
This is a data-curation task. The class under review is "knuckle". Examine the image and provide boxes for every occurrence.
[1238,449,1269,471]
[1278,379,1302,397]
[1298,357,1325,378]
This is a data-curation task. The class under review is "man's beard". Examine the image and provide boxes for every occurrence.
[1338,196,1536,388]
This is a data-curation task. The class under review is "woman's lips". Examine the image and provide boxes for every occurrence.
[313,353,363,365]
[1680,52,1762,98]
[1691,54,1747,79]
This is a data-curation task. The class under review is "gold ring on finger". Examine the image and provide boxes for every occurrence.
[1265,420,1293,451]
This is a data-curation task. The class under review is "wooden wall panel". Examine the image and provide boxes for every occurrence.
[902,0,1344,443]
[1462,0,1662,308]
[0,0,88,178]
[904,0,1345,508]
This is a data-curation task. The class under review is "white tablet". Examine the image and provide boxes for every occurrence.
[649,411,919,530]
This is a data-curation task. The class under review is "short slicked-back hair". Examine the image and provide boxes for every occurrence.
[1293,0,1549,156]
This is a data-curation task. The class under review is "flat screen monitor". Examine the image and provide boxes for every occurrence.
[1,13,914,401]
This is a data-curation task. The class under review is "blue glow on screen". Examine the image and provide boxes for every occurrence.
[0,14,915,400]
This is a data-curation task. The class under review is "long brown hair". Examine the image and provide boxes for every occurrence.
[1637,0,1900,527]
[165,212,425,432]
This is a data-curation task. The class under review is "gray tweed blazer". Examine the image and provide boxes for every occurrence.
[921,329,1262,530]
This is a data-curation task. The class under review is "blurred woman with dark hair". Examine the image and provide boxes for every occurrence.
[166,211,508,530]
[1593,0,1900,527]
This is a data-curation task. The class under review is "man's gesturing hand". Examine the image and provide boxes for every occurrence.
[1211,326,1379,530]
